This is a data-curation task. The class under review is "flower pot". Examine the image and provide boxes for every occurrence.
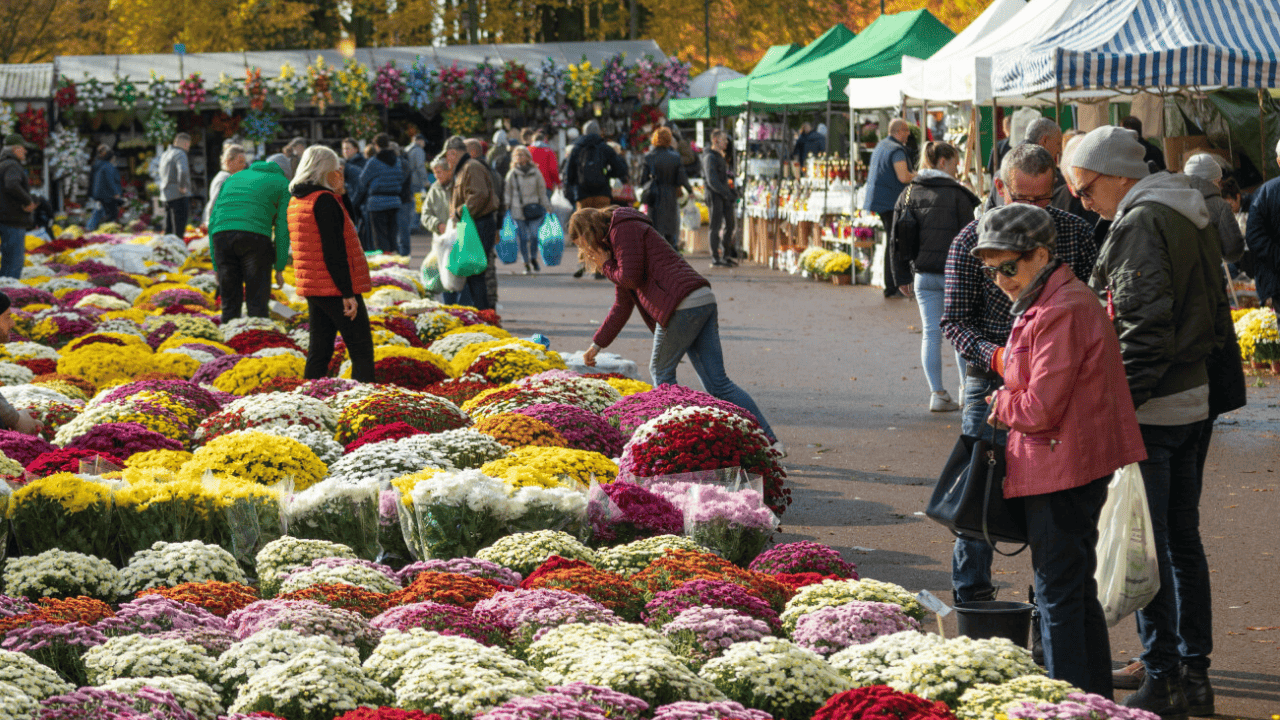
[1271,361,1280,375]
[831,273,852,286]
[855,269,872,285]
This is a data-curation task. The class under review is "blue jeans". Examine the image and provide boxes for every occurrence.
[516,218,540,264]
[951,372,1007,603]
[1026,475,1113,697]
[1135,420,1212,677]
[86,200,120,232]
[914,273,965,394]
[651,303,776,441]
[0,224,26,279]
[397,199,415,256]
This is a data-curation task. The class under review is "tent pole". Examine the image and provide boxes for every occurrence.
[1261,88,1269,182]
[1055,84,1063,128]
[745,101,753,262]
[781,104,788,256]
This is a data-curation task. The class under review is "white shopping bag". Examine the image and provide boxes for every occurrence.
[1095,463,1160,627]
[433,221,465,292]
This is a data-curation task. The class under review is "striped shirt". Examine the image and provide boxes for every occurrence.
[941,205,1099,371]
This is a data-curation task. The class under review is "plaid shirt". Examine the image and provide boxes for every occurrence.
[941,205,1099,370]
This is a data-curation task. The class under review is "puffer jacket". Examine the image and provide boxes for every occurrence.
[505,163,550,222]
[593,208,711,348]
[0,149,33,229]
[354,149,405,213]
[1089,172,1230,415]
[891,170,979,283]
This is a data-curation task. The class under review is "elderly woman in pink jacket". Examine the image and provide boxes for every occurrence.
[977,204,1147,697]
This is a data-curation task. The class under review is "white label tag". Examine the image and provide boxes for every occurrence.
[269,301,297,319]
[917,590,952,617]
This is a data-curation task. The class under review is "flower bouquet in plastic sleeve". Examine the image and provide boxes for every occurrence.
[681,482,778,567]
[113,478,220,560]
[284,478,381,561]
[505,485,589,538]
[211,475,289,575]
[404,470,520,559]
[9,473,115,559]
[587,480,683,547]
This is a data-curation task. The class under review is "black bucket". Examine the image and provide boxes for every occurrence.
[954,601,1035,646]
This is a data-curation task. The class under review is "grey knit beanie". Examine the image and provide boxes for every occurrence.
[973,204,1057,257]
[1183,153,1223,182]
[1070,126,1149,179]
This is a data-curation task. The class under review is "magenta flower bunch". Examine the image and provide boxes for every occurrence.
[472,61,500,108]
[66,422,184,457]
[150,288,211,309]
[652,700,774,720]
[1,619,106,686]
[473,589,620,646]
[294,377,359,400]
[398,557,523,587]
[747,541,859,579]
[0,594,36,617]
[190,354,247,385]
[546,683,650,718]
[373,61,405,106]
[478,683,649,720]
[588,481,684,546]
[790,600,921,655]
[513,403,625,457]
[0,428,55,466]
[370,601,511,647]
[37,686,199,720]
[95,595,229,636]
[603,384,760,437]
[61,286,127,306]
[661,57,692,98]
[1006,692,1163,720]
[5,286,57,307]
[599,53,629,104]
[225,598,382,658]
[660,606,772,668]
[642,579,780,632]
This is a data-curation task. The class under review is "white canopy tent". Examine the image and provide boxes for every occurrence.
[686,66,745,99]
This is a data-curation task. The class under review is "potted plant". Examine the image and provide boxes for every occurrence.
[1255,339,1280,374]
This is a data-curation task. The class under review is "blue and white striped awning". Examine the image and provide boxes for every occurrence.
[993,0,1280,96]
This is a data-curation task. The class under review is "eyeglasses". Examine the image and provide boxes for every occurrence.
[1009,192,1054,208]
[1074,173,1102,202]
[981,258,1022,281]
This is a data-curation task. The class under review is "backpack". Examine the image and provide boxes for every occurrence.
[578,141,610,189]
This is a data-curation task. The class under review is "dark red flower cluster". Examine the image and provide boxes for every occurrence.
[31,238,88,256]
[16,358,57,375]
[770,572,845,593]
[388,572,501,609]
[521,556,645,621]
[246,376,305,395]
[372,315,425,347]
[344,421,423,454]
[630,550,794,612]
[159,303,210,316]
[65,333,129,351]
[25,447,125,477]
[333,708,443,720]
[373,355,448,390]
[587,481,683,546]
[422,377,495,406]
[226,329,301,355]
[137,581,259,617]
[813,686,958,720]
[66,422,183,457]
[278,584,390,619]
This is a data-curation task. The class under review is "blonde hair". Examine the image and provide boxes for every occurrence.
[290,146,342,193]
[511,146,533,165]
[220,143,246,171]
[567,207,618,253]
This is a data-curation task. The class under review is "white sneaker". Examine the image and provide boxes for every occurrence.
[930,391,960,413]
[771,441,787,458]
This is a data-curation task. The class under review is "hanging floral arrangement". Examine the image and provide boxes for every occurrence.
[272,63,307,112]
[628,105,664,152]
[632,56,664,106]
[406,56,437,111]
[210,112,241,137]
[77,75,110,115]
[599,53,630,104]
[471,61,500,109]
[500,60,532,110]
[336,58,371,111]
[536,57,566,104]
[244,67,268,111]
[47,126,89,180]
[442,103,483,136]
[144,71,175,109]
[213,73,240,114]
[176,73,206,111]
[373,61,405,106]
[0,102,14,135]
[242,109,281,143]
[307,57,334,114]
[662,57,692,99]
[55,76,77,110]
[143,109,177,147]
[342,107,380,139]
[113,75,139,112]
[549,103,575,130]
[18,106,49,148]
[568,57,600,109]
[437,62,470,109]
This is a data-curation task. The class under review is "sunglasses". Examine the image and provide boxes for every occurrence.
[981,258,1022,280]
[1074,173,1102,202]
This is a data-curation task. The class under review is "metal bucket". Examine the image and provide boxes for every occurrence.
[953,600,1035,646]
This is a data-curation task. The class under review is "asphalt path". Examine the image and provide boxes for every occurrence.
[468,249,1279,719]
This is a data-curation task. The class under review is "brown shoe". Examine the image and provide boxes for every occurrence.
[1114,660,1146,690]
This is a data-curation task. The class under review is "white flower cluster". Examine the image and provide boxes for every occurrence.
[100,674,225,718]
[698,637,852,719]
[195,392,337,443]
[0,362,34,386]
[367,287,421,308]
[324,384,386,414]
[430,333,497,360]
[508,374,621,412]
[395,428,509,469]
[476,530,598,576]
[3,342,61,362]
[408,469,520,519]
[2,548,121,599]
[251,347,306,360]
[364,629,545,717]
[828,630,944,686]
[220,317,282,341]
[0,451,22,478]
[215,628,359,699]
[259,424,344,465]
[279,562,401,595]
[886,635,1043,706]
[327,442,455,486]
[527,623,723,707]
[228,646,392,717]
[255,536,357,589]
[0,681,37,720]
[780,578,927,633]
[75,294,132,311]
[121,540,248,593]
[955,675,1080,720]
[0,648,75,700]
[508,485,589,520]
[83,635,218,686]
[597,535,710,577]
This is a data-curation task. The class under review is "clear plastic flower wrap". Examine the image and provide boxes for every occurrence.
[9,472,115,559]
[400,470,520,560]
[505,485,589,538]
[284,478,381,561]
[678,481,778,567]
[113,478,222,558]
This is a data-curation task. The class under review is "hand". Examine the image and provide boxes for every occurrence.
[583,345,600,366]
[984,394,1008,429]
[22,202,35,213]
[180,186,188,194]
[342,296,359,320]
[13,410,43,436]
[436,223,445,234]
[898,283,914,299]
[274,270,285,288]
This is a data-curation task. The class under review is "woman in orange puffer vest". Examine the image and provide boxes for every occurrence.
[287,146,375,382]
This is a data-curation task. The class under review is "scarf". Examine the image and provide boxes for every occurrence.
[1010,259,1063,318]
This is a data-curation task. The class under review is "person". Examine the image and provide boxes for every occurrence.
[703,130,738,268]
[85,145,123,232]
[354,133,406,254]
[488,129,512,178]
[266,137,307,180]
[286,146,374,383]
[420,153,453,236]
[0,292,43,435]
[1071,125,1230,720]
[566,120,628,279]
[792,122,826,174]
[891,141,979,413]
[984,118,1088,218]
[505,145,550,275]
[0,134,34,279]
[399,134,429,258]
[987,115,1014,178]
[207,157,292,323]
[1183,154,1244,265]
[203,143,247,227]
[1122,116,1166,172]
[940,142,1098,608]
[976,204,1146,697]
[445,135,499,310]
[1060,134,1102,228]
[864,119,915,297]
[1245,141,1280,309]
[570,205,783,454]
[467,137,503,308]
[158,133,192,236]
[642,127,693,251]
[341,138,369,250]
[528,130,561,192]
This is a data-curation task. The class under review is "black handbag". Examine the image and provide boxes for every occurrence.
[925,422,1028,555]
[522,203,546,221]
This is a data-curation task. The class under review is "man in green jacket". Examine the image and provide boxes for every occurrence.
[207,161,292,322]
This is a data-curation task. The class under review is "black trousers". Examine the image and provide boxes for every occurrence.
[369,208,399,253]
[164,197,190,237]
[212,230,274,323]
[708,194,734,259]
[878,210,899,296]
[305,295,375,382]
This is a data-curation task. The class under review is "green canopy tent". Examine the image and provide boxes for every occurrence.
[669,97,716,120]
[746,9,955,108]
[716,28,856,116]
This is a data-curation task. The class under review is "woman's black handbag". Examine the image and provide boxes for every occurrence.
[522,203,546,221]
[925,422,1028,555]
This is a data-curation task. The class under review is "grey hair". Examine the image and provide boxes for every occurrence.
[1000,143,1057,184]
[1024,118,1061,148]
[286,136,308,151]
[220,143,246,170]
[445,135,467,153]
[582,120,601,137]
[431,153,451,172]
[290,145,342,193]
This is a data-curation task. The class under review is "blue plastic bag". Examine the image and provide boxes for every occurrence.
[538,213,565,267]
[497,212,519,263]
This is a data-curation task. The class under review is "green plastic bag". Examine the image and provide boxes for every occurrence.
[448,206,489,277]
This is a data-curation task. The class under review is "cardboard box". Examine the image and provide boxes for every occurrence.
[1163,135,1212,173]
[681,227,710,254]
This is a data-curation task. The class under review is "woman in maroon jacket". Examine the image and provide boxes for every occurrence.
[571,206,781,452]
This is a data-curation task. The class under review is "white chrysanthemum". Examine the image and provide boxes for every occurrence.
[228,648,391,717]
[0,648,74,700]
[120,540,247,593]
[99,674,224,718]
[83,635,217,686]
